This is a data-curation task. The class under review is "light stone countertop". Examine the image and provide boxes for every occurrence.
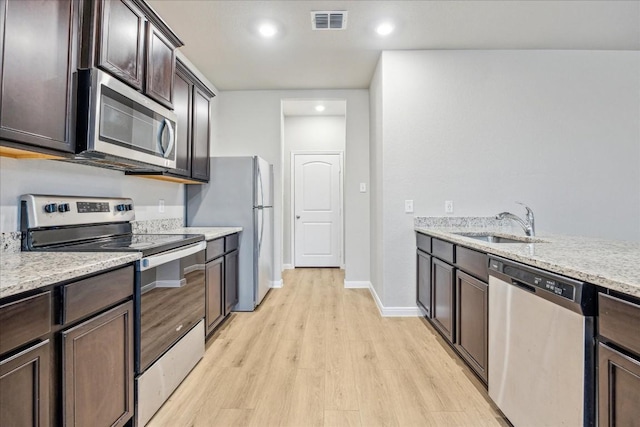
[0,252,141,299]
[149,227,243,241]
[415,227,640,298]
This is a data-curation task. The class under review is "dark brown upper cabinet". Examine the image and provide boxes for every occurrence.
[84,0,182,109]
[171,66,193,177]
[96,0,145,90]
[0,0,79,156]
[145,22,176,108]
[191,84,213,181]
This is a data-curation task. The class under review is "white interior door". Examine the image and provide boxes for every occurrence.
[294,153,342,267]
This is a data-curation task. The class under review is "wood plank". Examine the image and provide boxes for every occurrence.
[324,410,362,427]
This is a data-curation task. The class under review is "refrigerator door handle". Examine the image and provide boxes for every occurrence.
[256,160,265,208]
[258,207,264,255]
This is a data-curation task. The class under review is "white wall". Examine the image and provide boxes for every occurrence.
[215,90,370,284]
[369,58,384,298]
[373,50,640,308]
[282,115,346,266]
[0,157,185,231]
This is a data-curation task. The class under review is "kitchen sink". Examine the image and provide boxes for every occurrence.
[452,232,544,244]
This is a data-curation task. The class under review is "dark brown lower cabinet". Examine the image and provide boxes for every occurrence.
[432,258,455,343]
[598,342,640,426]
[455,271,488,382]
[416,250,432,317]
[224,249,239,315]
[62,301,133,427]
[205,256,224,336]
[0,340,50,427]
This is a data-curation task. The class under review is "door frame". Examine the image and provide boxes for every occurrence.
[290,151,344,268]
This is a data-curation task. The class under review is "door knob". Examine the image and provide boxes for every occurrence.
[296,215,300,219]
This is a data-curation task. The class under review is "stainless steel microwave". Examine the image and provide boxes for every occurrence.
[75,68,177,171]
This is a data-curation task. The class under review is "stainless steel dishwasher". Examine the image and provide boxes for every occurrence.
[488,256,597,427]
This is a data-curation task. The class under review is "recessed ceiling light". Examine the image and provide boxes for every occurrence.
[315,105,325,112]
[259,23,278,38]
[376,22,394,36]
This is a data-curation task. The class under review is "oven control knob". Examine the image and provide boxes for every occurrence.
[58,203,70,213]
[44,203,57,213]
[126,204,133,211]
[116,204,127,212]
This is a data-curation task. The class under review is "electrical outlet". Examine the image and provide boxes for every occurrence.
[445,200,454,214]
[359,183,367,193]
[405,200,414,213]
[158,199,165,213]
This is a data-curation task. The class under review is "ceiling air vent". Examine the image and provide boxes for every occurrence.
[311,11,348,30]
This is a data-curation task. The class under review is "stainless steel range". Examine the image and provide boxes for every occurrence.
[21,195,206,426]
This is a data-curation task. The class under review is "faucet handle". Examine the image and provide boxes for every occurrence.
[515,201,534,216]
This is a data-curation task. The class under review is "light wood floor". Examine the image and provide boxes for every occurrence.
[148,268,507,427]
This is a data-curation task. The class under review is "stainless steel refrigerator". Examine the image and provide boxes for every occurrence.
[186,156,273,311]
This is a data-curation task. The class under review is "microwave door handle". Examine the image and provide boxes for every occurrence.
[157,119,175,158]
[163,119,175,158]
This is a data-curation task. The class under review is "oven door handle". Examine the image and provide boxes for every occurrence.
[140,241,205,271]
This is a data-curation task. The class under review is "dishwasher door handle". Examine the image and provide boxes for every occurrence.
[511,279,536,293]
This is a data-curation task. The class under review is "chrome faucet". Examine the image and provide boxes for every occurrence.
[495,202,535,236]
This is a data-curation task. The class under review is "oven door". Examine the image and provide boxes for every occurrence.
[137,242,205,373]
[79,68,177,170]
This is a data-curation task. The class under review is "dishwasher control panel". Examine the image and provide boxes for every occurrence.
[490,258,576,301]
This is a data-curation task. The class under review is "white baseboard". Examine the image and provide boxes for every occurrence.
[344,280,371,289]
[282,264,294,270]
[271,280,283,288]
[367,282,421,317]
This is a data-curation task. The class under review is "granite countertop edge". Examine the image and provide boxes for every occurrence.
[415,227,640,298]
[0,252,141,300]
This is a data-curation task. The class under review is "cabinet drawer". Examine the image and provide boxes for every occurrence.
[432,238,454,264]
[206,238,224,261]
[225,233,239,252]
[455,246,488,281]
[62,266,134,325]
[0,292,51,355]
[416,233,431,254]
[599,293,640,355]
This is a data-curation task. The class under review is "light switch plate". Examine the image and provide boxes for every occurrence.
[158,199,165,213]
[405,200,414,213]
[360,183,366,193]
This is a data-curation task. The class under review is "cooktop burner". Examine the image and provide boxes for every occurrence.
[46,233,204,257]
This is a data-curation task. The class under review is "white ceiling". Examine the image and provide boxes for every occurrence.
[148,1,640,91]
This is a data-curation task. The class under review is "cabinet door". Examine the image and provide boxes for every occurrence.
[171,66,192,177]
[62,301,134,427]
[432,258,455,343]
[190,86,211,182]
[206,257,224,336]
[417,250,432,318]
[225,249,239,315]
[455,271,488,382]
[97,0,145,90]
[145,22,175,109]
[0,0,77,153]
[598,342,640,427]
[0,340,50,427]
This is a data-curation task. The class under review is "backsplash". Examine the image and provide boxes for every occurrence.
[131,218,184,234]
[1,232,22,255]
[414,216,512,229]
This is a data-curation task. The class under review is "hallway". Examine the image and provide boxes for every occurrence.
[148,268,506,426]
